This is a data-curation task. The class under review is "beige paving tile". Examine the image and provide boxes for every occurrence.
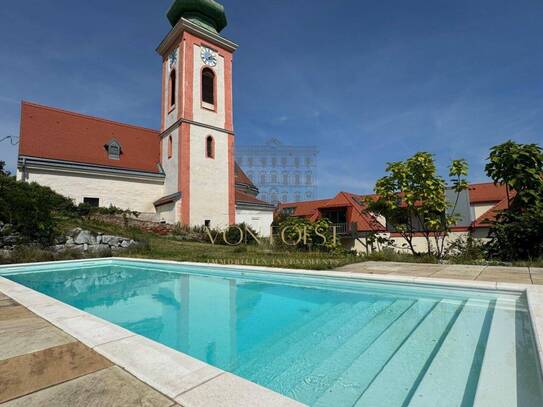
[531,275,543,286]
[175,372,305,407]
[0,316,50,335]
[476,272,532,284]
[0,298,16,307]
[95,335,223,399]
[429,272,478,281]
[0,341,112,403]
[2,366,175,407]
[0,325,75,360]
[0,305,34,321]
[52,314,135,348]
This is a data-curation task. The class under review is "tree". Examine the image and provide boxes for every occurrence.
[0,161,10,177]
[366,152,469,258]
[484,141,543,260]
[0,175,75,243]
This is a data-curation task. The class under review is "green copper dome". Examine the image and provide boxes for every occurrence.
[167,0,228,34]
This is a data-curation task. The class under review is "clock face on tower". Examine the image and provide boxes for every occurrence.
[200,47,217,67]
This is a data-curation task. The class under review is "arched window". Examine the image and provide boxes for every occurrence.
[206,136,215,159]
[169,70,176,109]
[202,68,215,106]
[167,136,173,159]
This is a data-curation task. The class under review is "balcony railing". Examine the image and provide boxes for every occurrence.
[331,223,349,234]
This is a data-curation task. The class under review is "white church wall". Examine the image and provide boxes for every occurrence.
[164,46,180,129]
[161,128,180,195]
[21,169,164,214]
[236,208,274,238]
[192,44,226,128]
[156,201,179,224]
[189,125,230,228]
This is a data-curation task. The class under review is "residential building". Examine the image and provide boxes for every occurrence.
[236,138,318,205]
[276,183,508,253]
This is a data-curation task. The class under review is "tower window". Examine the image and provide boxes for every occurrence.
[202,68,215,106]
[206,136,215,159]
[167,136,173,159]
[105,140,122,160]
[169,70,176,109]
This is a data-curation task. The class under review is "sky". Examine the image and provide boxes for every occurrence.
[1,0,542,198]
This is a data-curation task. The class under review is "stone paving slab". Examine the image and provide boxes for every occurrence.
[0,324,75,360]
[335,262,539,285]
[0,341,112,403]
[2,366,177,407]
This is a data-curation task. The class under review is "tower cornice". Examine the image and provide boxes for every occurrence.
[156,17,238,56]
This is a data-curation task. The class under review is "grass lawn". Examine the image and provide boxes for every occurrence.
[63,218,361,270]
[2,217,541,269]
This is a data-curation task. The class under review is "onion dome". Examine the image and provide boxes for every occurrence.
[167,0,228,34]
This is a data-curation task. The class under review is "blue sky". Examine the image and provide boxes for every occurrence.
[1,0,542,197]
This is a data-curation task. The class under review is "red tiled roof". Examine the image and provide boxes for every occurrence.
[276,193,386,233]
[235,190,273,207]
[468,182,508,204]
[473,197,509,228]
[277,199,331,217]
[19,101,161,173]
[234,163,256,188]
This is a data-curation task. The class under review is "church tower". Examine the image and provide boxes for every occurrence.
[157,0,236,227]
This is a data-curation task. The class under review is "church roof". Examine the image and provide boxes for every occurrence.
[167,0,228,33]
[19,101,161,174]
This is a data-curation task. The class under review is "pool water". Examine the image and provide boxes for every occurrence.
[2,259,543,406]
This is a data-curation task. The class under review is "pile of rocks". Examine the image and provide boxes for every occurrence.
[52,228,139,253]
[0,222,20,251]
[0,223,140,255]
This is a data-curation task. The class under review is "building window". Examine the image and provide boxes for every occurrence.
[295,173,301,185]
[294,157,300,168]
[168,136,173,159]
[305,172,312,185]
[281,157,287,167]
[282,172,289,185]
[202,68,215,106]
[271,172,277,184]
[105,140,122,160]
[272,157,277,167]
[294,192,301,201]
[169,70,176,109]
[206,136,215,159]
[260,173,266,185]
[83,197,99,208]
[282,194,288,202]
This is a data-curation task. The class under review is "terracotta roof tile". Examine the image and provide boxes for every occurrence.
[19,101,161,173]
[236,190,274,207]
[469,182,508,204]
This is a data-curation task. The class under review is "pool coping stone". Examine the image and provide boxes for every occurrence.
[0,257,542,405]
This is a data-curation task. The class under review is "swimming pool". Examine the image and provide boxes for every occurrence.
[1,259,542,406]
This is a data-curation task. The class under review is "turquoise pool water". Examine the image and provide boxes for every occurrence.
[2,259,542,406]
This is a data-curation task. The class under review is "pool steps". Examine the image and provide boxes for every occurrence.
[235,296,530,407]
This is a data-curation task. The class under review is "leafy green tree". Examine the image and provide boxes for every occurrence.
[0,175,75,243]
[277,216,341,252]
[367,152,469,258]
[484,141,543,260]
[0,161,9,176]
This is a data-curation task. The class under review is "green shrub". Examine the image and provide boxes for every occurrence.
[0,174,75,244]
[276,216,344,252]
